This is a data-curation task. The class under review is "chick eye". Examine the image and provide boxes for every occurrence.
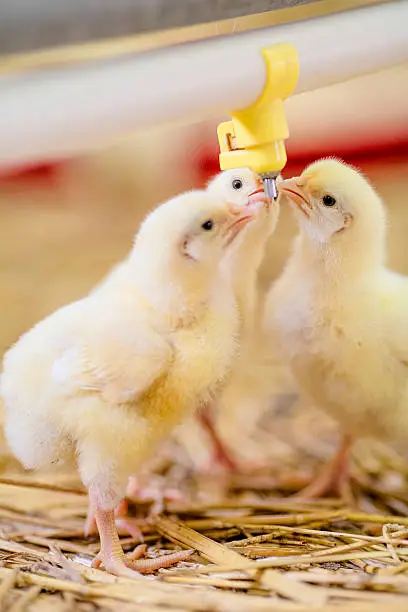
[322,194,336,207]
[201,219,214,231]
[232,179,243,190]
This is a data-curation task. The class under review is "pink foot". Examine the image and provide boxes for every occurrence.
[84,497,148,541]
[92,547,193,575]
[293,435,353,501]
[126,476,184,515]
[90,492,193,577]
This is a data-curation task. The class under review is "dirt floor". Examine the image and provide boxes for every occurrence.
[0,149,408,610]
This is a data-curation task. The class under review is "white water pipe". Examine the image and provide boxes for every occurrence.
[0,0,407,167]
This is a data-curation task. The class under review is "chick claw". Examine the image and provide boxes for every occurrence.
[92,543,192,576]
[126,549,193,574]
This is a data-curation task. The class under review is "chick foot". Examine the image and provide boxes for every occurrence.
[126,544,193,574]
[293,435,353,501]
[85,497,146,541]
[124,475,184,515]
[91,503,192,577]
[197,403,240,473]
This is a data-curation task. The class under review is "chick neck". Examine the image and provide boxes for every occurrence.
[129,246,218,327]
[225,213,271,337]
[293,217,386,294]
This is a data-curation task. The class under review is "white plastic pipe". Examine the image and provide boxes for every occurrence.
[0,0,407,167]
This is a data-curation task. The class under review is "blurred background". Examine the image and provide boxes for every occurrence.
[0,1,407,483]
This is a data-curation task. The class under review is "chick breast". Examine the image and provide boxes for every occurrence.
[266,266,408,443]
[1,274,239,509]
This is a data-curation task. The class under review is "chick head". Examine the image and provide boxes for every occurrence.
[207,168,270,212]
[134,189,259,270]
[279,158,386,247]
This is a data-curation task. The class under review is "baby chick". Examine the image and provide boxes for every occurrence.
[264,157,408,498]
[193,168,279,472]
[1,189,259,577]
[207,169,279,333]
[95,171,271,509]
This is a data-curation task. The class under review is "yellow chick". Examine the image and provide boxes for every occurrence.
[1,189,259,577]
[191,168,278,472]
[99,170,273,513]
[264,157,407,498]
[94,171,271,509]
[207,169,280,332]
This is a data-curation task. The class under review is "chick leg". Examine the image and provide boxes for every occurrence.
[91,503,135,576]
[197,403,240,472]
[85,474,184,540]
[293,435,353,500]
[114,497,147,541]
[84,497,146,540]
[90,494,192,576]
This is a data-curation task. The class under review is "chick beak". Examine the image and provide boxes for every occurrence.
[279,178,311,217]
[223,208,255,247]
[248,187,271,211]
